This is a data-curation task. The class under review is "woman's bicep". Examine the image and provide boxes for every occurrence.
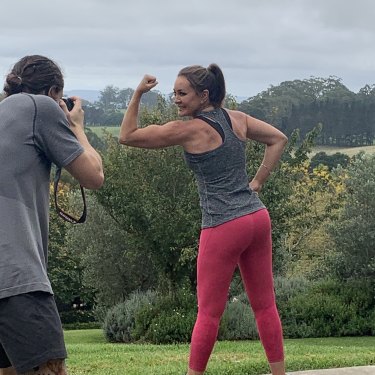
[119,122,186,148]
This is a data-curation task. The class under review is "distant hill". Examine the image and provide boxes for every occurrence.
[64,89,101,103]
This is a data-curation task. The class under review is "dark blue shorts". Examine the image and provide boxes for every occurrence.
[0,291,67,373]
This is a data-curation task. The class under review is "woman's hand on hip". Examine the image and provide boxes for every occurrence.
[249,179,262,193]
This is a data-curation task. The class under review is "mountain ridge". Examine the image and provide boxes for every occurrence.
[64,89,101,103]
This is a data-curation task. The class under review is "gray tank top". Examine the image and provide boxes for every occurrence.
[184,108,265,228]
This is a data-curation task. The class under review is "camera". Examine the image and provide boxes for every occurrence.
[62,97,74,111]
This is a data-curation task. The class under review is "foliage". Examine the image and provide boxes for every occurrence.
[328,153,375,280]
[93,142,200,291]
[239,76,354,124]
[224,93,238,109]
[74,109,324,315]
[310,151,350,171]
[247,126,325,275]
[218,299,258,341]
[245,123,346,279]
[103,290,158,343]
[282,278,375,338]
[218,276,374,341]
[132,288,196,344]
[274,276,310,306]
[84,85,163,125]
[43,122,107,318]
[66,194,158,309]
[139,307,196,344]
[48,181,90,311]
[95,85,160,111]
[103,288,196,344]
[219,276,309,341]
[55,81,374,329]
[279,160,346,278]
[139,94,178,126]
[65,99,198,310]
[238,76,375,146]
[85,126,107,151]
[60,309,97,324]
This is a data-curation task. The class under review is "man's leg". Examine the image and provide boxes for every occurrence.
[0,293,67,375]
[0,367,17,375]
[0,360,67,375]
[20,359,67,375]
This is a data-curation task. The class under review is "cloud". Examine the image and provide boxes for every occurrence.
[1,0,375,98]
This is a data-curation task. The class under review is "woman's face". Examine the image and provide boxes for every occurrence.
[173,76,205,117]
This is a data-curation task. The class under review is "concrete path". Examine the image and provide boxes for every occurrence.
[263,366,375,375]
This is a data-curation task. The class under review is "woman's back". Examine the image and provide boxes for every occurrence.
[184,108,265,228]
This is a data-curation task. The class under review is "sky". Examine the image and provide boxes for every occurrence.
[1,0,375,100]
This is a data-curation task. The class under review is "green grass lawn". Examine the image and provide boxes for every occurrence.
[64,329,374,375]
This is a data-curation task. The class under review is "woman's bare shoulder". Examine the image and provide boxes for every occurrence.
[225,108,247,120]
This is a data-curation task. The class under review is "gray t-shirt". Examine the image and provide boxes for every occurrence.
[0,93,84,299]
[184,108,265,228]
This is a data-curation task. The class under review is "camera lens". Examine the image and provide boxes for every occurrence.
[62,97,74,111]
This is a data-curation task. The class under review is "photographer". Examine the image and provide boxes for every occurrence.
[0,55,104,375]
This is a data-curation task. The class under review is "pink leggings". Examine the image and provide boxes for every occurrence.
[189,209,284,372]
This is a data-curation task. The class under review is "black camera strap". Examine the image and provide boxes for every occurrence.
[53,167,87,224]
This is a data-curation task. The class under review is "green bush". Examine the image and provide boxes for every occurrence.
[309,151,350,171]
[143,309,196,344]
[103,288,196,344]
[219,276,309,341]
[132,288,197,344]
[103,290,157,343]
[103,278,374,344]
[219,299,258,340]
[285,292,351,337]
[220,277,374,341]
[274,276,310,305]
[282,279,375,338]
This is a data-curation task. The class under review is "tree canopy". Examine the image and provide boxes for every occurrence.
[239,77,375,147]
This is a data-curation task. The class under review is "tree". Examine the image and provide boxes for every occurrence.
[48,181,91,311]
[310,151,350,171]
[83,105,105,126]
[64,98,325,309]
[238,76,375,146]
[66,194,158,308]
[238,76,353,126]
[329,153,375,280]
[93,140,201,291]
[117,88,134,108]
[280,162,346,278]
[97,85,119,110]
